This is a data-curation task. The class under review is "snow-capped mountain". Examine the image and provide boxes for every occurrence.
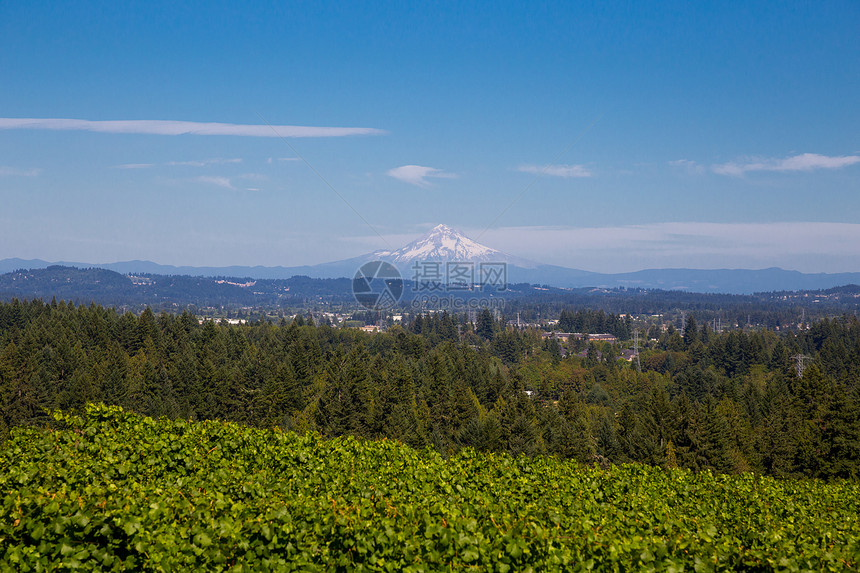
[372,224,539,269]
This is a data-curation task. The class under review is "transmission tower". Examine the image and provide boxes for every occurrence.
[633,329,642,372]
[792,354,813,378]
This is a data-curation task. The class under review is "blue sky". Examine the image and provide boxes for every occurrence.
[1,1,858,273]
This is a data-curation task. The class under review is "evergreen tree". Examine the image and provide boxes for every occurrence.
[552,391,595,461]
[476,310,495,340]
[684,315,699,347]
[696,396,734,473]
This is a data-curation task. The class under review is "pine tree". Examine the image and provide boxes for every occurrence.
[684,315,699,347]
[819,385,860,479]
[553,392,595,461]
[476,310,495,341]
[696,396,733,473]
[665,440,678,469]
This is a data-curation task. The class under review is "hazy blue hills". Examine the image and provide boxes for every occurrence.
[0,266,358,309]
[0,258,327,281]
[3,257,860,295]
[599,267,860,294]
[2,265,860,319]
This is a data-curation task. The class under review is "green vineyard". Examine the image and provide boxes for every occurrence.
[2,404,858,571]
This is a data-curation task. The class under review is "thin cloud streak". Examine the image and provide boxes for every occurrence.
[0,166,41,176]
[518,164,593,178]
[668,159,705,174]
[167,158,243,167]
[114,163,155,169]
[386,165,457,187]
[192,176,235,189]
[713,153,860,176]
[115,158,243,169]
[0,117,387,138]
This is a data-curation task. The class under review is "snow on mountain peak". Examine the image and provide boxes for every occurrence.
[383,225,493,263]
[371,224,536,268]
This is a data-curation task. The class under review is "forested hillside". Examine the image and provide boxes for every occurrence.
[0,299,858,481]
[3,266,860,326]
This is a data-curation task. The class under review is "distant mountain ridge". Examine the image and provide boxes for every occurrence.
[3,224,860,294]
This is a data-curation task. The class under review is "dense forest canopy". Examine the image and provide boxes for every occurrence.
[0,298,858,481]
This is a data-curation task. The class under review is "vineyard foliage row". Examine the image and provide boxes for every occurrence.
[1,404,859,571]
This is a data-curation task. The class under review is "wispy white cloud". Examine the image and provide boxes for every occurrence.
[114,163,155,169]
[237,173,267,181]
[186,173,265,190]
[712,153,860,176]
[167,158,243,167]
[0,166,41,176]
[668,159,705,174]
[115,158,243,169]
[267,157,300,164]
[0,117,387,138]
[193,176,235,189]
[386,165,457,187]
[518,164,592,178]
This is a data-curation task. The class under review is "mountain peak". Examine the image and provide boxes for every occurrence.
[372,224,538,269]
